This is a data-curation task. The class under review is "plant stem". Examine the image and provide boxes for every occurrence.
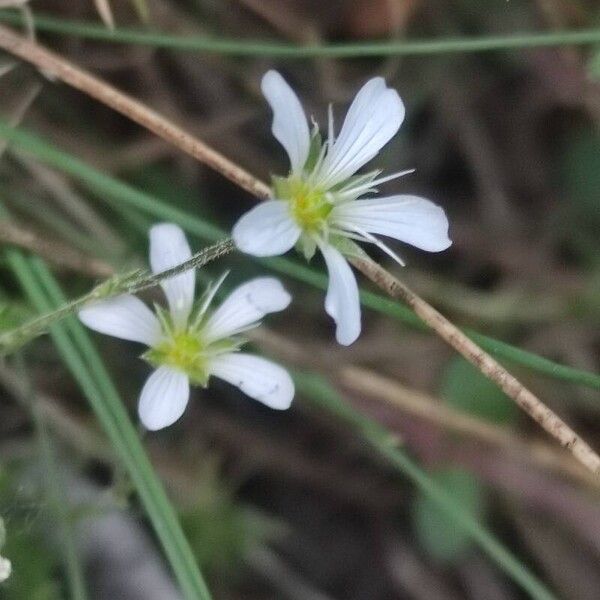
[0,238,233,355]
[350,255,600,476]
[0,25,597,474]
[1,10,600,58]
[0,24,269,199]
[0,121,598,392]
[296,372,557,600]
[6,250,212,600]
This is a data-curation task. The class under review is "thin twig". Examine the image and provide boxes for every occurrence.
[0,24,272,199]
[349,255,600,475]
[0,25,597,475]
[340,366,599,488]
[0,238,234,355]
[252,327,598,486]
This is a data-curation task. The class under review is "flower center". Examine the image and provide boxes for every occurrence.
[145,331,209,385]
[280,178,332,232]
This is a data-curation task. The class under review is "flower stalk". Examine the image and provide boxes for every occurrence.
[0,237,234,355]
[0,24,598,475]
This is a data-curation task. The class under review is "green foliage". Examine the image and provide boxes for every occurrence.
[296,372,555,600]
[561,130,600,224]
[5,252,212,600]
[0,473,61,600]
[179,461,281,576]
[588,48,600,80]
[0,121,598,390]
[0,529,62,600]
[413,468,485,565]
[0,303,31,333]
[441,357,519,424]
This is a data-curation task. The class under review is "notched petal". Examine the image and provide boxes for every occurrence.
[262,70,310,175]
[138,366,190,430]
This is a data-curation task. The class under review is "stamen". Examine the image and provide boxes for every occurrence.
[197,271,229,320]
[336,168,415,200]
[341,224,405,266]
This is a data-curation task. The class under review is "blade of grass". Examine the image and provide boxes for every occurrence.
[294,371,557,600]
[1,10,600,57]
[0,237,233,354]
[1,122,598,391]
[5,250,212,600]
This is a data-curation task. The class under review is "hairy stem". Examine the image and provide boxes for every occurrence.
[0,238,233,354]
[0,24,597,475]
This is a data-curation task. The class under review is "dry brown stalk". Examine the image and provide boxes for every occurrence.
[0,220,114,277]
[0,25,598,475]
[349,256,600,475]
[340,366,599,488]
[0,24,271,200]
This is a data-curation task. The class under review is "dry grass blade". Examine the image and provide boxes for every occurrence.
[0,78,41,157]
[0,25,270,199]
[94,0,115,30]
[349,256,600,476]
[0,220,114,277]
[340,366,600,488]
[0,24,597,476]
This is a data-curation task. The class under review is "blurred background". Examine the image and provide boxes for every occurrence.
[0,1,600,598]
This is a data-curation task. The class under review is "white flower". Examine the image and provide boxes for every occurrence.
[79,223,294,431]
[233,70,451,346]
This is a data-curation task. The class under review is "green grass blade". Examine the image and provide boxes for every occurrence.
[295,372,557,600]
[5,250,212,600]
[0,120,599,391]
[1,11,600,57]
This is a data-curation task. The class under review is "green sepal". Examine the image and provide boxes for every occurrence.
[153,303,174,336]
[329,235,370,260]
[295,235,317,261]
[329,169,381,195]
[271,175,289,198]
[303,129,323,173]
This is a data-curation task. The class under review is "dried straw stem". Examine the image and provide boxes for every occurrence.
[0,24,271,199]
[349,256,600,475]
[0,25,598,476]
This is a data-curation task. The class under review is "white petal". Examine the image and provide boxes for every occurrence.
[203,277,291,342]
[232,200,301,257]
[319,243,361,346]
[331,195,451,252]
[79,294,162,346]
[149,223,195,329]
[317,77,405,188]
[0,557,11,583]
[210,352,294,410]
[138,366,190,431]
[262,70,310,174]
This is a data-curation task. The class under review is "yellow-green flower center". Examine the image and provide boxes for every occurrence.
[145,331,209,385]
[280,178,332,232]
